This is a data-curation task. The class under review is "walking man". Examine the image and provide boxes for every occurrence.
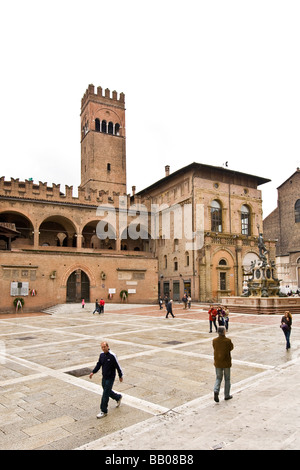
[89,341,123,418]
[93,299,100,314]
[166,299,175,318]
[212,326,234,402]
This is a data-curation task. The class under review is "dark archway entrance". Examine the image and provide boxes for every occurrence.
[66,270,90,303]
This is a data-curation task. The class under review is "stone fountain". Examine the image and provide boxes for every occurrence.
[243,228,281,298]
[221,227,300,314]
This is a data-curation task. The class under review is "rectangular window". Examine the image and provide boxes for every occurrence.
[295,200,300,223]
[220,272,226,291]
[241,213,250,235]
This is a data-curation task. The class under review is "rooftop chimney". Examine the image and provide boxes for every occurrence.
[165,165,170,177]
[132,185,136,195]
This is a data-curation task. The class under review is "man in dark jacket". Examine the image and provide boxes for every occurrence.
[89,341,123,418]
[212,326,234,402]
[166,299,175,318]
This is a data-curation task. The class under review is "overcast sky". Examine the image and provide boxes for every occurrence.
[0,0,299,218]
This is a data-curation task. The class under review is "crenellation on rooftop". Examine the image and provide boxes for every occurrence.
[0,176,132,207]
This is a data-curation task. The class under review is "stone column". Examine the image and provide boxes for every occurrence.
[205,240,212,301]
[235,242,243,296]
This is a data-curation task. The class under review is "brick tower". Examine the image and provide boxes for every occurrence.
[80,84,126,196]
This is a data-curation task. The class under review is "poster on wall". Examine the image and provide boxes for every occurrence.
[10,282,29,296]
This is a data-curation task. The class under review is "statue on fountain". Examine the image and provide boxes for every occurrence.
[243,225,282,297]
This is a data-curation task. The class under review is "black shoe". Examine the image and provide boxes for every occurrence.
[214,392,219,403]
[225,395,233,401]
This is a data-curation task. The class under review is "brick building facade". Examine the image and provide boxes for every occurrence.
[0,84,273,312]
[135,163,272,302]
[0,85,157,313]
[263,168,300,292]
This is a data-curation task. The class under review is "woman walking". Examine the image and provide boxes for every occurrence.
[280,310,292,350]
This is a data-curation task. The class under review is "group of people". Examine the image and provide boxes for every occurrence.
[208,304,229,333]
[88,297,294,419]
[158,293,192,318]
[93,298,105,314]
[182,293,192,309]
[212,308,294,402]
[159,295,175,317]
[89,328,236,417]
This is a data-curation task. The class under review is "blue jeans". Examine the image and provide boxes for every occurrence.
[101,377,121,413]
[214,367,231,398]
[283,329,291,349]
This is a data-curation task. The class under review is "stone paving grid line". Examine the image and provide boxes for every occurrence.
[0,303,299,450]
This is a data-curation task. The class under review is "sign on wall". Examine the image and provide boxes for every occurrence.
[10,282,29,296]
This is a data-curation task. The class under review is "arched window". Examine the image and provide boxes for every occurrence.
[219,258,227,266]
[295,200,300,223]
[241,204,251,235]
[95,118,100,132]
[211,200,222,232]
[108,122,114,135]
[115,123,120,135]
[101,120,107,133]
[174,257,178,271]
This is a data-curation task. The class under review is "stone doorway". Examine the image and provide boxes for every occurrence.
[66,270,90,303]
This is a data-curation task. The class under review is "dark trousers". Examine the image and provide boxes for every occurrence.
[283,329,291,349]
[209,319,217,332]
[101,377,121,413]
[166,310,174,318]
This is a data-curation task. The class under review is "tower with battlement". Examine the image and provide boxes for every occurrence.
[80,84,126,196]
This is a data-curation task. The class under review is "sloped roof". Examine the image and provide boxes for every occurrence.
[135,161,271,196]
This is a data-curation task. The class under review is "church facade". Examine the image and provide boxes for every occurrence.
[0,84,273,313]
[263,168,300,293]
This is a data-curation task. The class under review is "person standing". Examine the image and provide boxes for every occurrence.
[280,310,292,350]
[224,306,230,331]
[166,299,175,318]
[81,299,85,308]
[212,326,234,402]
[182,294,188,309]
[208,305,217,333]
[99,298,105,313]
[89,341,123,418]
[217,305,225,326]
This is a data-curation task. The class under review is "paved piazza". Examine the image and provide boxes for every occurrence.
[0,302,300,450]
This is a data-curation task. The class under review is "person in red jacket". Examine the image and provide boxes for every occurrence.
[208,305,217,333]
[99,298,105,314]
